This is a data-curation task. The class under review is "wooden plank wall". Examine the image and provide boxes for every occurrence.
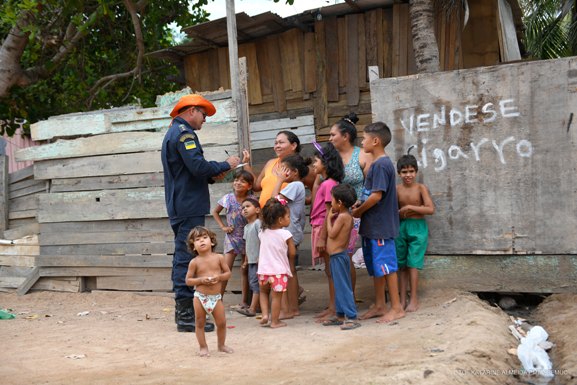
[5,91,244,293]
[181,3,496,147]
[0,165,44,292]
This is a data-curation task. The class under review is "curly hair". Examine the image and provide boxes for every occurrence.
[261,198,289,230]
[187,226,217,256]
[314,142,345,182]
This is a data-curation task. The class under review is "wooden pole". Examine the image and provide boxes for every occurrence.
[238,57,251,161]
[0,155,8,238]
[226,0,251,156]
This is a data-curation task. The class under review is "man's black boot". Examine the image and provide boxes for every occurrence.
[174,297,215,332]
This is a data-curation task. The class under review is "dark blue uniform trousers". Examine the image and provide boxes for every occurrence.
[170,216,205,299]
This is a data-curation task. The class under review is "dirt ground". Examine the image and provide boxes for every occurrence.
[0,268,575,385]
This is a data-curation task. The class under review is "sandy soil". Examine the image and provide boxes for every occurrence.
[0,268,575,385]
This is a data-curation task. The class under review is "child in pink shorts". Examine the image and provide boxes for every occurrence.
[257,197,296,328]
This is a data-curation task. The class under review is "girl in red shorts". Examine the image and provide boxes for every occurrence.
[257,197,296,328]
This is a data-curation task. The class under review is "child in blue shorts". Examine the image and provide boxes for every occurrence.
[395,154,435,312]
[352,122,405,323]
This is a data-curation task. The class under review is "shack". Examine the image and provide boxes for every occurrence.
[152,0,524,168]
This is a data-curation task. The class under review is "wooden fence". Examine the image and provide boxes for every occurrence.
[0,89,314,294]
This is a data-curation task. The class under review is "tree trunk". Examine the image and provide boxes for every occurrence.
[0,19,30,98]
[409,0,440,73]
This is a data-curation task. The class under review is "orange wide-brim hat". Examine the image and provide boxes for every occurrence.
[169,94,217,118]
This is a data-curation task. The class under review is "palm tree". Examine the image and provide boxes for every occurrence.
[410,0,467,73]
[409,0,440,73]
[520,0,577,59]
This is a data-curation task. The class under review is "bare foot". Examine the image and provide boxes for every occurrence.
[376,308,406,323]
[260,316,269,325]
[279,311,294,320]
[405,300,419,312]
[199,347,210,357]
[270,321,287,328]
[315,312,337,324]
[218,345,234,354]
[314,307,334,319]
[359,307,385,320]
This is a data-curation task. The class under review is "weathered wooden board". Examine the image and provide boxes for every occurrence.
[371,56,577,254]
[422,254,577,293]
[36,254,172,267]
[8,209,36,220]
[96,274,171,291]
[50,173,165,192]
[0,255,36,267]
[40,242,172,256]
[40,227,172,246]
[17,132,164,162]
[346,14,360,106]
[325,17,340,102]
[38,266,170,277]
[39,218,170,234]
[35,152,163,180]
[37,183,231,223]
[8,165,33,184]
[31,97,236,141]
[249,115,315,150]
[9,193,38,211]
[32,277,82,293]
[8,181,48,199]
[0,276,26,288]
[3,223,39,239]
[18,122,238,162]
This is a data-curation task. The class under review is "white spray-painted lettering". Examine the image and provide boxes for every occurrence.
[417,136,534,171]
[398,98,532,172]
[400,99,520,134]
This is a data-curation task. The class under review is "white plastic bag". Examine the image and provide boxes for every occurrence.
[516,326,554,377]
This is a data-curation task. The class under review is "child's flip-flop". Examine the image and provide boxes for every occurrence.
[340,320,362,330]
[322,317,344,326]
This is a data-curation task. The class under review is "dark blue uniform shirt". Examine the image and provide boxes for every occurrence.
[161,117,230,219]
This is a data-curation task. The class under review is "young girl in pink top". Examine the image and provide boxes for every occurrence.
[258,197,296,328]
[310,142,345,322]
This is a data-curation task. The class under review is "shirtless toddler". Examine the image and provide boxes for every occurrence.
[185,226,233,357]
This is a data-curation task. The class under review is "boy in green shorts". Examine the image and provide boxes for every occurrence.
[395,154,435,312]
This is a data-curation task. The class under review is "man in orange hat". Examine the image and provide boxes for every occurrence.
[162,94,240,333]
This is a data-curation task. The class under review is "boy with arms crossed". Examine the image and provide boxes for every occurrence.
[395,154,435,312]
[352,122,405,323]
[185,226,233,357]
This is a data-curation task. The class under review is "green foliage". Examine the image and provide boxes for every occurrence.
[0,0,209,135]
[520,0,577,59]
